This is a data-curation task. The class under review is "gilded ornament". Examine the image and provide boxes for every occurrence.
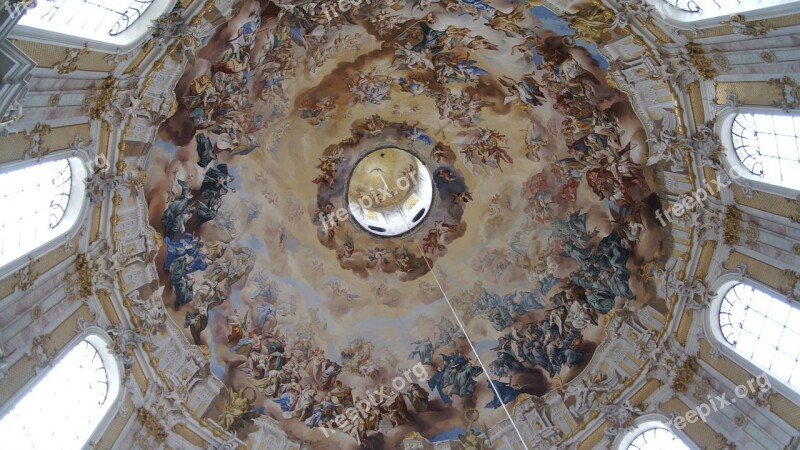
[84,76,119,121]
[789,194,800,224]
[723,206,742,246]
[403,431,425,440]
[563,2,615,44]
[671,356,698,393]
[137,407,169,443]
[761,51,776,63]
[24,123,52,160]
[53,43,90,75]
[14,255,39,292]
[726,14,773,37]
[74,253,94,298]
[768,76,800,112]
[711,49,730,72]
[714,431,737,450]
[685,43,717,80]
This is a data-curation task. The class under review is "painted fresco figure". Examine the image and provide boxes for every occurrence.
[161,180,195,237]
[405,383,430,412]
[304,395,336,428]
[427,366,452,404]
[164,233,210,274]
[195,133,217,168]
[329,381,354,408]
[484,379,522,409]
[169,254,194,310]
[383,392,413,425]
[197,163,234,225]
[408,337,434,365]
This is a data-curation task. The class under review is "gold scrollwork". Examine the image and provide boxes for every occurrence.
[84,76,119,121]
[137,407,169,443]
[671,356,699,393]
[563,1,616,44]
[14,255,39,292]
[74,253,94,298]
[768,76,800,112]
[53,43,90,75]
[723,206,743,245]
[726,14,774,37]
[686,43,717,80]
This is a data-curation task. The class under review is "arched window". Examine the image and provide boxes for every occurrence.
[731,112,800,185]
[10,0,174,50]
[718,283,800,388]
[17,0,154,38]
[648,0,800,23]
[0,336,121,448]
[0,157,86,270]
[659,0,708,13]
[618,421,691,450]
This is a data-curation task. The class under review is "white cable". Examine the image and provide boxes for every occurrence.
[382,175,530,450]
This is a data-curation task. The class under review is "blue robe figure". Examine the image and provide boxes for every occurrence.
[427,367,452,404]
[539,276,559,295]
[257,302,277,328]
[305,400,335,427]
[485,380,522,409]
[161,180,194,237]
[409,337,434,365]
[461,0,495,14]
[412,23,445,53]
[274,391,294,412]
[164,234,209,274]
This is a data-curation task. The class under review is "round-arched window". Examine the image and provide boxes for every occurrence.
[718,283,800,388]
[622,422,690,450]
[0,337,121,448]
[0,157,86,270]
[730,112,800,186]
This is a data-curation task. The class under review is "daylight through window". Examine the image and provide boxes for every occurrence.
[17,0,155,40]
[0,339,115,449]
[0,158,76,268]
[626,425,690,450]
[719,283,800,388]
[731,112,800,185]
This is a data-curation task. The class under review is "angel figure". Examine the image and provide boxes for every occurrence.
[218,386,264,432]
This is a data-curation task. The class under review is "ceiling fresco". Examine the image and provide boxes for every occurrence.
[143,0,670,447]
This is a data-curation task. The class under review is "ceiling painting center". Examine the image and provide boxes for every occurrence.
[142,0,670,447]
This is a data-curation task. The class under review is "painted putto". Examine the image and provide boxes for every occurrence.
[143,0,667,447]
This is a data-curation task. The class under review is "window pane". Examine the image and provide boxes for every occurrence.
[719,283,800,389]
[0,159,73,266]
[0,340,112,449]
[659,0,703,12]
[628,425,690,450]
[18,0,154,38]
[731,112,800,184]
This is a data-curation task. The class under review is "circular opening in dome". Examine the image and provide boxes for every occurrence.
[346,147,433,237]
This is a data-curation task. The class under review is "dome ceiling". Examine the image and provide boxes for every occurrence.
[144,0,669,447]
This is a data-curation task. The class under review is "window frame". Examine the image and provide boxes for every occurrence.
[613,416,696,450]
[644,0,800,27]
[0,150,90,279]
[718,106,800,199]
[0,330,124,449]
[705,274,800,404]
[8,0,178,54]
